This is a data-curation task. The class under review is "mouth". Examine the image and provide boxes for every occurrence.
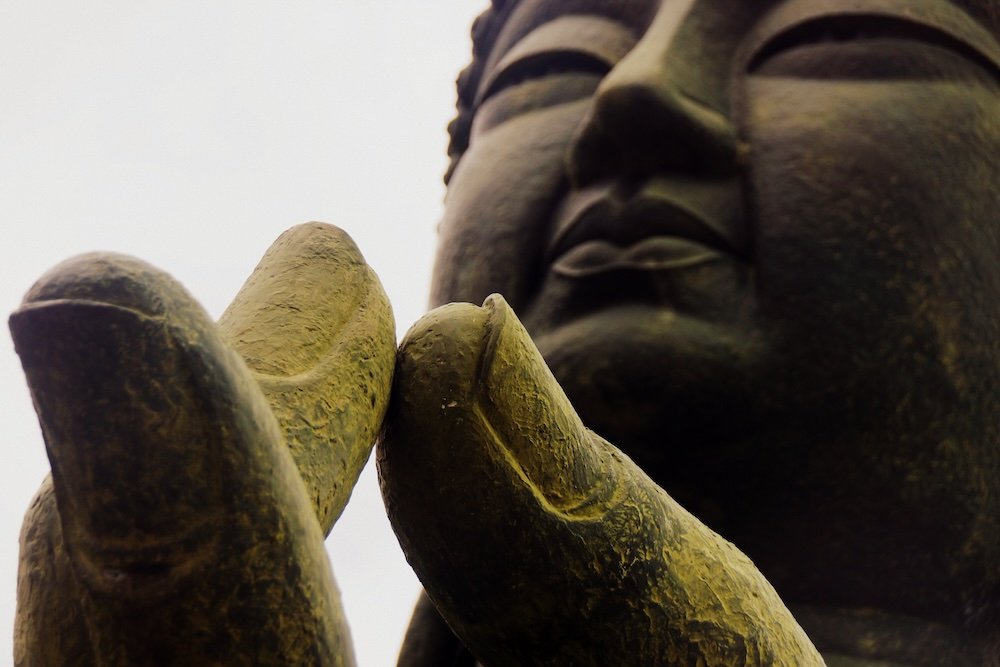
[547,178,748,278]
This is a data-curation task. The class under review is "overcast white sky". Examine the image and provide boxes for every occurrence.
[0,2,485,664]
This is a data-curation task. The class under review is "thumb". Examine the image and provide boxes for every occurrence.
[379,294,821,666]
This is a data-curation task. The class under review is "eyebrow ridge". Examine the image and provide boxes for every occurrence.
[488,0,653,71]
[477,14,639,105]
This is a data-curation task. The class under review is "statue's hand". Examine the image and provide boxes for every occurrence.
[379,295,822,666]
[11,223,394,666]
[217,222,396,535]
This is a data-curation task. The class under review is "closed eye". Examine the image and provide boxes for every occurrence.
[473,14,637,110]
[748,15,1000,82]
[479,51,611,105]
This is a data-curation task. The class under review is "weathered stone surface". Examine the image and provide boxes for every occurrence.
[11,224,394,666]
[380,295,822,665]
[218,223,395,535]
[389,0,1000,664]
[9,0,1000,664]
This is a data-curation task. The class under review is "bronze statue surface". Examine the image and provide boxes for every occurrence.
[8,0,1000,665]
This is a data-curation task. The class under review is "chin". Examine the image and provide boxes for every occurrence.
[526,304,773,481]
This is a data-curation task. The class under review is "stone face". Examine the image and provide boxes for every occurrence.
[389,0,1000,664]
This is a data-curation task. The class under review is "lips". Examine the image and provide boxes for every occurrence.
[548,178,747,277]
[553,236,725,277]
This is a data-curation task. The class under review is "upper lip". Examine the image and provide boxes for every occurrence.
[547,178,748,261]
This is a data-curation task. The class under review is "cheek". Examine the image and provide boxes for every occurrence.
[744,79,1000,312]
[742,78,1000,394]
[430,102,590,310]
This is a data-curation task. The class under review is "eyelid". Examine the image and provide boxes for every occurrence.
[741,1,1000,79]
[478,52,609,105]
[476,15,637,107]
[746,13,1000,79]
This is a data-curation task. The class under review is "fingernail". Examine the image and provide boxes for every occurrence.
[476,294,616,515]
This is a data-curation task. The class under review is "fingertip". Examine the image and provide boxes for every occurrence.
[219,222,390,376]
[273,222,365,264]
[16,252,202,320]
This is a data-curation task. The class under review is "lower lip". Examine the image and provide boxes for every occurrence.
[551,237,727,278]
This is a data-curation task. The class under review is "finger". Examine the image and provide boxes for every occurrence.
[14,476,92,665]
[10,253,354,665]
[396,591,476,667]
[379,294,821,666]
[218,222,395,535]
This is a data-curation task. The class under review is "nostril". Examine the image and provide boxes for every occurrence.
[566,82,740,186]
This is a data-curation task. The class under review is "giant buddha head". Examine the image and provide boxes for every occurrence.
[429,0,1000,632]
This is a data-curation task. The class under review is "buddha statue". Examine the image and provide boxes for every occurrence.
[10,0,1000,665]
[383,0,1000,664]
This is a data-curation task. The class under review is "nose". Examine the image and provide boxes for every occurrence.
[568,0,746,186]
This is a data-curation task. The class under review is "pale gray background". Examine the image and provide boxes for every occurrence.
[1,2,485,664]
